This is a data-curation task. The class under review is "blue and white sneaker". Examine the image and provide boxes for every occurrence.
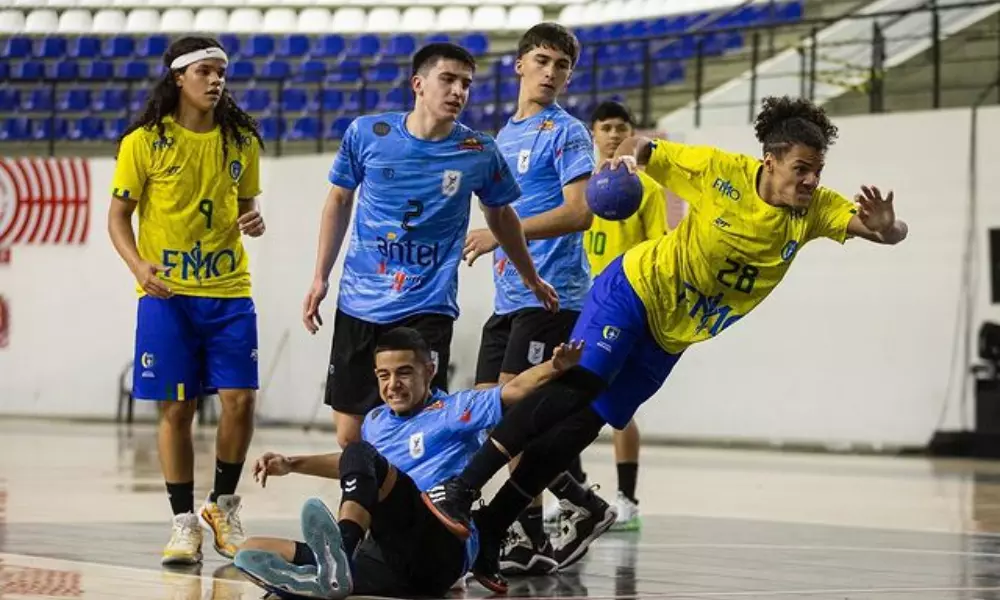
[301,497,354,599]
[234,549,325,600]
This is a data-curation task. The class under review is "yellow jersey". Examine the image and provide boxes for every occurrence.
[622,140,857,354]
[111,117,261,298]
[585,170,667,277]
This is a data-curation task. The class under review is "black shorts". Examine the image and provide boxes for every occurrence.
[352,471,467,597]
[324,309,454,415]
[475,307,580,384]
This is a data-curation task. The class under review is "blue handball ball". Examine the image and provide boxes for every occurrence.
[586,163,643,221]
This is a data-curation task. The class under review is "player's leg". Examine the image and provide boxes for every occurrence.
[323,309,382,449]
[198,297,259,559]
[611,419,642,531]
[133,296,205,565]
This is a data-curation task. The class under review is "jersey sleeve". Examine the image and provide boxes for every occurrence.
[476,143,521,208]
[111,130,150,201]
[554,120,596,186]
[644,140,715,203]
[808,187,859,244]
[237,135,262,199]
[638,173,668,239]
[445,387,503,434]
[328,119,365,190]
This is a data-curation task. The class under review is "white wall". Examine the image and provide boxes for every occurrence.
[0,107,995,449]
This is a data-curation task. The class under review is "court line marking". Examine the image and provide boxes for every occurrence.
[601,542,1000,557]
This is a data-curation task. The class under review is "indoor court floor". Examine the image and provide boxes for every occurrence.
[4,418,1000,599]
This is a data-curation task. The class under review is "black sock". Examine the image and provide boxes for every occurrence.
[617,462,639,503]
[460,441,510,490]
[549,472,592,506]
[166,481,194,515]
[210,459,244,502]
[293,541,318,566]
[478,480,534,538]
[519,505,544,541]
[566,455,587,485]
[338,520,366,558]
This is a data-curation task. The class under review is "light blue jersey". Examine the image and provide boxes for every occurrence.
[492,104,596,314]
[330,113,520,324]
[362,387,503,570]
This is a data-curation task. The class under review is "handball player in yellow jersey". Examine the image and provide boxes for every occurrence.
[423,95,909,586]
[107,37,265,566]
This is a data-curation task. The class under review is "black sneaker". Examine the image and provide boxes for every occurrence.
[553,491,617,569]
[499,520,558,576]
[421,476,478,540]
[471,511,508,594]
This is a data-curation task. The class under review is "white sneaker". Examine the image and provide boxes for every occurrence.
[162,512,203,565]
[200,494,246,559]
[543,501,562,528]
[610,491,641,531]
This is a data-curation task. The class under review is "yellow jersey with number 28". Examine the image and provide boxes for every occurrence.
[111,116,261,298]
[622,140,857,354]
[585,170,667,277]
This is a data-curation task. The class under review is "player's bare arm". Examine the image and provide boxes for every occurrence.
[846,185,908,245]
[107,196,173,299]
[252,451,341,488]
[499,340,584,406]
[237,197,265,237]
[303,184,356,334]
[478,204,560,312]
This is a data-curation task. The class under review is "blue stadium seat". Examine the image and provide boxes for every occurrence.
[0,90,20,112]
[71,36,101,58]
[599,68,623,90]
[0,63,8,81]
[229,60,255,81]
[424,33,450,44]
[653,61,684,86]
[299,60,326,83]
[368,62,400,83]
[105,36,136,59]
[84,61,114,80]
[121,61,150,80]
[382,87,407,110]
[312,89,344,112]
[459,33,489,57]
[70,117,105,141]
[500,80,518,102]
[248,35,276,59]
[260,60,291,80]
[55,61,79,80]
[622,66,643,88]
[290,116,319,140]
[608,23,628,41]
[95,89,128,112]
[626,20,649,39]
[15,61,46,81]
[38,37,67,59]
[281,88,308,112]
[346,89,379,111]
[346,35,380,59]
[243,89,271,112]
[0,119,31,141]
[6,37,33,59]
[32,118,68,141]
[567,72,593,94]
[314,35,345,59]
[277,34,310,59]
[219,34,240,58]
[384,34,416,58]
[106,118,127,140]
[779,0,804,22]
[472,81,496,103]
[328,60,361,83]
[327,116,354,140]
[60,89,91,111]
[259,117,285,142]
[130,89,148,111]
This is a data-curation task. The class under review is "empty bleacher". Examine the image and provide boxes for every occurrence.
[0,0,804,150]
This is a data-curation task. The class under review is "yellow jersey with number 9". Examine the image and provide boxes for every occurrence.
[622,140,857,354]
[585,170,668,277]
[111,117,261,298]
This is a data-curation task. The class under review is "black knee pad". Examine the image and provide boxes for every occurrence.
[339,441,388,509]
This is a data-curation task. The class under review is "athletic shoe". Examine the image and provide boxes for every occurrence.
[234,549,332,599]
[552,491,617,569]
[421,476,478,540]
[610,491,641,531]
[200,494,246,559]
[470,510,508,594]
[543,501,563,530]
[300,497,354,599]
[499,520,558,576]
[162,512,203,565]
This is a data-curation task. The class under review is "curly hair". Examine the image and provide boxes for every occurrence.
[119,36,263,164]
[753,96,838,158]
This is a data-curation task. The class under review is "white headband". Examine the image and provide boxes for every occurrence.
[170,47,229,70]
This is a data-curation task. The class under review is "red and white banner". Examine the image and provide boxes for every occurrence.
[0,157,91,263]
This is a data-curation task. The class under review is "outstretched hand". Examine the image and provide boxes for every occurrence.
[855,185,895,234]
[552,340,585,372]
[252,452,292,488]
[594,155,638,175]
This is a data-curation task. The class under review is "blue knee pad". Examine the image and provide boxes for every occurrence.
[339,441,388,509]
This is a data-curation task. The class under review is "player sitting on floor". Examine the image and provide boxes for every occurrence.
[231,327,584,599]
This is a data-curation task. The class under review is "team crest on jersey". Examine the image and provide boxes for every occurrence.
[781,240,799,261]
[152,136,175,151]
[229,160,243,182]
[409,432,425,459]
[527,341,545,365]
[372,121,391,136]
[517,150,531,174]
[538,119,556,131]
[602,326,620,341]
[459,137,484,152]
[442,170,461,197]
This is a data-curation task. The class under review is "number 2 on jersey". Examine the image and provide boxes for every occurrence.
[199,199,214,229]
[716,258,758,293]
[402,200,423,231]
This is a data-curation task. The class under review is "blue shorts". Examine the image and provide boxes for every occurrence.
[572,257,681,429]
[133,296,259,401]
